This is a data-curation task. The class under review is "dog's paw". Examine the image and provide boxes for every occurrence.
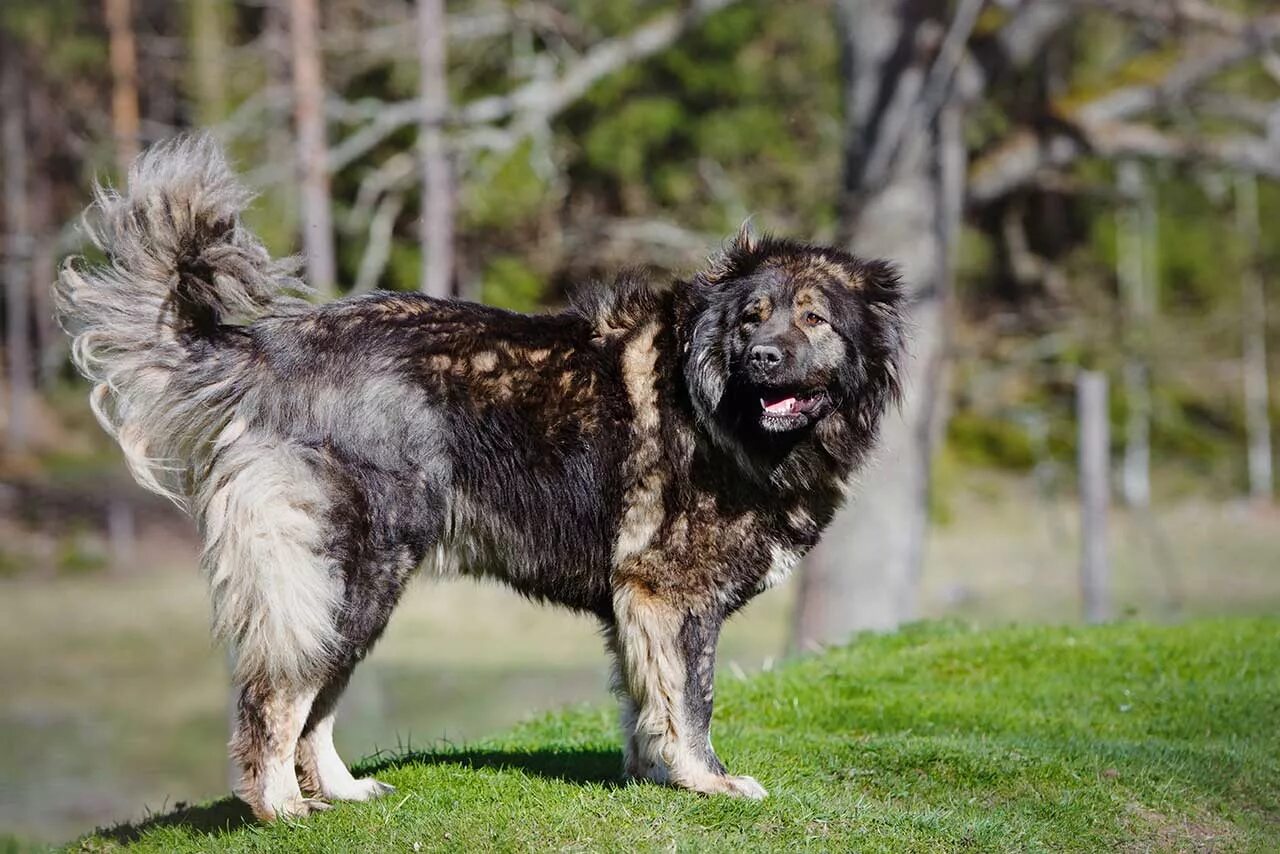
[679,772,769,800]
[267,796,332,822]
[326,777,396,802]
[720,774,768,800]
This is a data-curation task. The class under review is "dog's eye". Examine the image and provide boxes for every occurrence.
[803,312,827,327]
[740,313,759,327]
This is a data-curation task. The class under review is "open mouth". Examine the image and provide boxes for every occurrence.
[758,389,830,431]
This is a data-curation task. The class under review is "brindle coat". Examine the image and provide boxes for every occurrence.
[55,137,907,818]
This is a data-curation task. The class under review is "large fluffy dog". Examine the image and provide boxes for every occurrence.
[56,137,906,820]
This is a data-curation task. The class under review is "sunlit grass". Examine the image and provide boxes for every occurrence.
[72,619,1280,852]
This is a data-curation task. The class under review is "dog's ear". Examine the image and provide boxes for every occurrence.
[696,219,765,289]
[856,258,903,303]
[855,258,908,410]
[730,218,758,255]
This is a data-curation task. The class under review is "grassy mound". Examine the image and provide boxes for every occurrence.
[72,619,1280,852]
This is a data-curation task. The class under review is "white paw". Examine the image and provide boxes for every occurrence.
[721,774,768,800]
[325,777,396,802]
[268,796,332,821]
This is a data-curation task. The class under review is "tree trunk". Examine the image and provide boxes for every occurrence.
[792,0,966,646]
[418,0,454,298]
[1236,174,1273,504]
[191,0,230,126]
[104,0,141,175]
[1116,161,1153,509]
[289,0,337,297]
[2,42,33,454]
[1078,370,1111,624]
[263,0,298,247]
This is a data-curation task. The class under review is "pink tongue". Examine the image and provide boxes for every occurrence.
[762,396,797,415]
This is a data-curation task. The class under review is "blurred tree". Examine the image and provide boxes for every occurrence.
[418,0,454,297]
[104,0,140,174]
[1116,160,1154,509]
[796,0,990,643]
[2,33,33,453]
[289,0,337,297]
[797,0,1280,645]
[190,0,229,126]
[1236,174,1273,503]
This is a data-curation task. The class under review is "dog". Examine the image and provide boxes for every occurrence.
[55,136,906,820]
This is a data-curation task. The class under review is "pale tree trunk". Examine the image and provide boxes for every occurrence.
[190,0,230,126]
[264,1,298,242]
[2,43,33,453]
[104,0,141,175]
[418,0,454,298]
[1116,161,1154,509]
[1235,174,1273,504]
[30,156,59,386]
[793,0,969,646]
[289,0,337,297]
[1078,370,1111,623]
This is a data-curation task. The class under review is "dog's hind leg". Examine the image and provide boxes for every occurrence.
[231,678,330,821]
[297,537,419,803]
[199,438,346,821]
[296,664,396,803]
[611,582,766,799]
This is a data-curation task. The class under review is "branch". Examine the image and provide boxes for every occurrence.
[969,122,1280,203]
[992,0,1073,67]
[1070,23,1280,127]
[970,14,1280,202]
[328,0,739,172]
[351,193,405,294]
[1072,0,1254,38]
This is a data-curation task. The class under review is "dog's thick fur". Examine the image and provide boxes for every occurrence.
[56,137,906,819]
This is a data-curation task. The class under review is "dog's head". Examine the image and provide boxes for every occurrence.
[682,228,906,459]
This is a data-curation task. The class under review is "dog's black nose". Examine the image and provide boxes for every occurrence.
[749,344,783,369]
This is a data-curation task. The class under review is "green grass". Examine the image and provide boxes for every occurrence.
[70,619,1280,852]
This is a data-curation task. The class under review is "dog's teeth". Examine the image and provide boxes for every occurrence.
[762,397,797,415]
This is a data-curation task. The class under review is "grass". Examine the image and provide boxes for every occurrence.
[4,489,1278,844]
[68,618,1280,852]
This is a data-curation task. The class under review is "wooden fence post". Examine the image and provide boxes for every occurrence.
[1078,370,1111,623]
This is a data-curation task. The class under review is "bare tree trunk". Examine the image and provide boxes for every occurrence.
[289,0,337,297]
[104,0,141,175]
[793,0,968,646]
[263,0,298,245]
[1117,161,1153,509]
[1236,174,1273,504]
[30,164,59,386]
[1078,371,1111,623]
[2,44,33,454]
[108,497,137,571]
[418,0,454,298]
[191,0,230,126]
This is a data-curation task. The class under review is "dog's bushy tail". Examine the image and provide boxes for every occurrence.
[56,135,306,506]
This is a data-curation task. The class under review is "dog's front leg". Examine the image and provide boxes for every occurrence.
[612,582,767,799]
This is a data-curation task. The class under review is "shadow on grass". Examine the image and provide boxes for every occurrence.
[362,745,621,787]
[88,746,620,846]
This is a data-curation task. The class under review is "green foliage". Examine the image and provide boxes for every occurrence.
[946,412,1036,471]
[1,0,104,80]
[0,550,24,579]
[584,96,686,185]
[74,619,1280,852]
[459,141,553,232]
[481,257,544,313]
[56,532,107,577]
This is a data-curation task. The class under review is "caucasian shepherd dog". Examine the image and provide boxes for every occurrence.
[56,137,906,820]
